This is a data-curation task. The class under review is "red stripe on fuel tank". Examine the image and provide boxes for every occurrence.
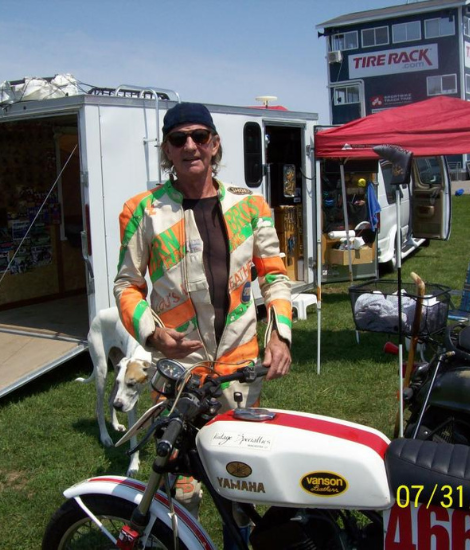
[208,411,388,458]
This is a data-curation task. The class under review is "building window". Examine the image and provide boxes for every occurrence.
[415,157,443,185]
[362,26,389,47]
[425,17,455,38]
[331,31,358,51]
[427,74,457,96]
[392,21,421,43]
[334,85,360,105]
[466,74,470,94]
[465,16,470,37]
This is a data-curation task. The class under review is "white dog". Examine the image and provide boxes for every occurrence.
[76,307,153,476]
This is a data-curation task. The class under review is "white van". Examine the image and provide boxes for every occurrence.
[377,156,451,271]
[318,155,451,282]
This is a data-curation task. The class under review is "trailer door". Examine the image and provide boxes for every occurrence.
[264,124,308,290]
[0,116,88,398]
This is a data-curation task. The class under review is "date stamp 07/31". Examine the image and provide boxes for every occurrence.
[396,484,466,509]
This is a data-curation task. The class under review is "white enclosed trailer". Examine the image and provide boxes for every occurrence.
[0,83,318,397]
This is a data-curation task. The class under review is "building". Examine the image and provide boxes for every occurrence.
[317,0,470,145]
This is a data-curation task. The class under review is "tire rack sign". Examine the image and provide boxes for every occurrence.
[349,44,438,78]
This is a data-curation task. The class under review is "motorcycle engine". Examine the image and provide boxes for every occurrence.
[250,508,345,550]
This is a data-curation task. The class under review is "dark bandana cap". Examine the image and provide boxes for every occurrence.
[162,102,217,136]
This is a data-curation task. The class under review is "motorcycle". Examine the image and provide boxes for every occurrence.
[43,356,470,549]
[404,321,470,444]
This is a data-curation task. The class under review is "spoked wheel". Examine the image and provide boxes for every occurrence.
[42,495,188,550]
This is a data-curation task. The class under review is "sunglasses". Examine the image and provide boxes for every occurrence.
[167,129,213,148]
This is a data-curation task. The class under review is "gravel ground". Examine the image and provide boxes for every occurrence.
[452,179,470,194]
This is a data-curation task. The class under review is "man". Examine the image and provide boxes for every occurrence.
[114,102,291,401]
[114,101,292,545]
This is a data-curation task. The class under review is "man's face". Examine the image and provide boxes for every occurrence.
[163,123,220,180]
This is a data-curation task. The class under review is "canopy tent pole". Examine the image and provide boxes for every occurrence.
[315,159,322,374]
[372,145,414,438]
[395,184,404,437]
[339,163,354,282]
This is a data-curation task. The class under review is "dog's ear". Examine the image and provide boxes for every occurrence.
[142,360,151,370]
[117,357,129,369]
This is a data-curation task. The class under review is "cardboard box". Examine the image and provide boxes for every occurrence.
[328,246,373,266]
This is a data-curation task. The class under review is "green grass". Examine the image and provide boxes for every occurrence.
[1,195,469,549]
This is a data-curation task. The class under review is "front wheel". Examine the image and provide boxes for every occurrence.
[42,494,189,549]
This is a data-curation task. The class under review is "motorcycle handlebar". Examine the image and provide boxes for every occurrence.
[156,416,184,457]
[155,365,268,457]
[202,364,269,389]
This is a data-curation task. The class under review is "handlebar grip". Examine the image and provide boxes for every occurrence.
[156,417,183,458]
[221,364,269,384]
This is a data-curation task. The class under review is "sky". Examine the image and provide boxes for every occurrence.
[1,0,410,124]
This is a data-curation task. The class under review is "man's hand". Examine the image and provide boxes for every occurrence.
[147,327,203,359]
[262,330,291,380]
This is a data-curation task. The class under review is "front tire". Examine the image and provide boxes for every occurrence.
[42,494,189,549]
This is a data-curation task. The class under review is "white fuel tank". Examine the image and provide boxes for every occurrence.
[196,409,392,509]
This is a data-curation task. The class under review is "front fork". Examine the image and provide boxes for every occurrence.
[123,454,176,549]
[71,466,169,550]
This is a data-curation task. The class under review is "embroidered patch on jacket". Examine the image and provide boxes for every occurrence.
[228,187,252,195]
[188,239,203,253]
[241,282,251,303]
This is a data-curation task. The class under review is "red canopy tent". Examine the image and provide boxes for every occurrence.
[315,96,470,158]
[312,96,470,380]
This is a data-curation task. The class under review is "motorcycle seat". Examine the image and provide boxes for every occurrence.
[385,438,470,509]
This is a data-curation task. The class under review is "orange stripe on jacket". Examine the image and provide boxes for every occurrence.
[255,256,288,278]
[158,298,197,330]
[119,190,155,241]
[213,336,259,375]
[268,299,292,319]
[222,197,259,242]
[118,287,147,340]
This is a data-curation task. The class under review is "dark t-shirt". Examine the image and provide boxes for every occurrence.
[183,197,229,344]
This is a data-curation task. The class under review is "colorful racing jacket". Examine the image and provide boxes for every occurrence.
[114,179,292,375]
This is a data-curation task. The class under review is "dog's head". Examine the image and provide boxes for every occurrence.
[113,358,152,413]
